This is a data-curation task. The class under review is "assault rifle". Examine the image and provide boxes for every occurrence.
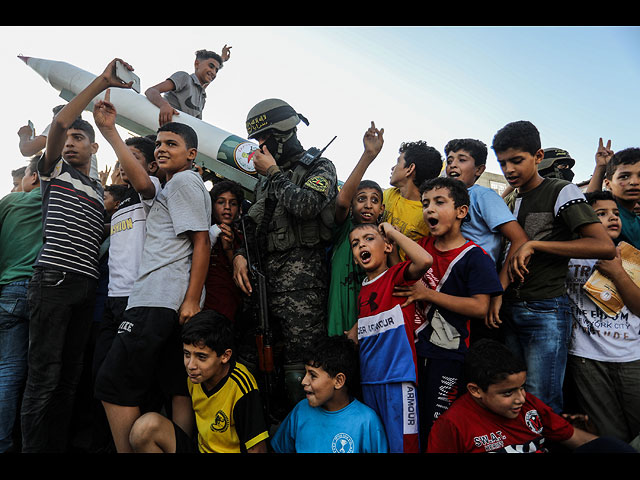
[238,200,277,421]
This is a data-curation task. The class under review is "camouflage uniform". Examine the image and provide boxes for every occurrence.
[236,147,338,407]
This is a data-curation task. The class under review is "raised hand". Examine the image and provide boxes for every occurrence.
[93,89,118,131]
[221,44,232,62]
[595,138,614,167]
[363,121,384,157]
[100,58,136,90]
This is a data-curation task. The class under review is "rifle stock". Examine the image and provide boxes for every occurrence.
[239,209,278,419]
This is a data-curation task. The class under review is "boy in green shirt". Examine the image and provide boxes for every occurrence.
[327,121,385,336]
[0,156,41,452]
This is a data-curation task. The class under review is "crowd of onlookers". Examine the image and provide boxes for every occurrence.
[1,49,639,454]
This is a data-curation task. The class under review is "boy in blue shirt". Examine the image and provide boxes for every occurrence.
[271,334,388,453]
[444,138,529,335]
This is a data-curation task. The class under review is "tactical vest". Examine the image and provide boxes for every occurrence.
[249,156,337,253]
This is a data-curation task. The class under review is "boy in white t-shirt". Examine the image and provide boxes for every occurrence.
[91,90,163,382]
[565,190,640,445]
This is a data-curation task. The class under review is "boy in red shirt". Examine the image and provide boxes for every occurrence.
[427,339,634,453]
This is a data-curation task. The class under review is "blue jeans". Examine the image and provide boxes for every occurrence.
[0,280,30,453]
[20,268,97,453]
[502,295,571,413]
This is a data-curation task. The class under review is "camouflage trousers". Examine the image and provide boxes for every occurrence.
[236,286,327,367]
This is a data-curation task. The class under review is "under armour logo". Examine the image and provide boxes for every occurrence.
[359,292,378,313]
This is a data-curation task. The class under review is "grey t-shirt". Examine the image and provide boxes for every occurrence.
[127,169,211,312]
[163,71,206,119]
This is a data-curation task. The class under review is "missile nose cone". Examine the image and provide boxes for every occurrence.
[18,54,30,63]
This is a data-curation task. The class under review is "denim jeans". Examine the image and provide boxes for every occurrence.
[20,268,97,453]
[501,295,571,413]
[0,280,30,452]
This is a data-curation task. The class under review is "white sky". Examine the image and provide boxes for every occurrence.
[2,25,639,198]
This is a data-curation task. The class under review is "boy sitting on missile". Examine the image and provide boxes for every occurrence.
[145,45,231,126]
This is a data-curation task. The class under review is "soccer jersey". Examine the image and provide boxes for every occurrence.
[427,391,574,453]
[188,361,269,453]
[357,261,418,384]
[414,236,503,360]
[107,177,161,297]
[271,398,389,453]
[36,157,104,279]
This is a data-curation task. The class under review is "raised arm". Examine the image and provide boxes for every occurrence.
[44,58,136,172]
[221,44,232,62]
[93,89,157,199]
[380,222,432,281]
[585,138,614,193]
[335,122,384,225]
[17,125,46,157]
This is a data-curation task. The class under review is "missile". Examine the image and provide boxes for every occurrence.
[18,55,259,191]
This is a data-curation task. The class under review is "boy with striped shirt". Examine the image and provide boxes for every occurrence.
[20,58,136,452]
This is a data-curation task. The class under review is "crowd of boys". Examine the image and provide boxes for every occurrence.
[1,49,639,455]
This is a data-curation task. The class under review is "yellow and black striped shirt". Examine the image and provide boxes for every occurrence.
[188,361,269,453]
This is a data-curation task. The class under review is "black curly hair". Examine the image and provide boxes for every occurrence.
[491,120,541,156]
[304,335,360,396]
[464,339,527,391]
[399,140,443,188]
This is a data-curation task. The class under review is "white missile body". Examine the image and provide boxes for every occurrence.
[18,55,259,191]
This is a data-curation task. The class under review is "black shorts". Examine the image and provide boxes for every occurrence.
[92,296,129,380]
[173,422,198,453]
[94,306,189,406]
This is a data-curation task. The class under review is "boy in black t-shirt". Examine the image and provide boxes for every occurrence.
[491,120,615,414]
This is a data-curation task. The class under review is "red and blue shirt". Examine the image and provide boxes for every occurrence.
[357,261,419,385]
